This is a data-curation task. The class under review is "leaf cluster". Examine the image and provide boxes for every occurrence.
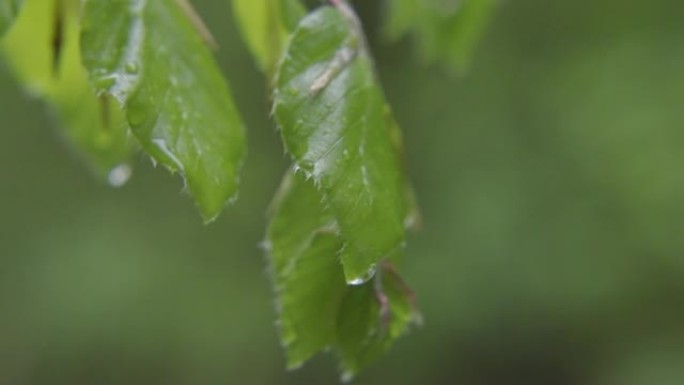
[0,0,495,379]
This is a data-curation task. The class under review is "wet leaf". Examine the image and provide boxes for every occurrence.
[231,0,305,77]
[273,6,413,284]
[1,0,133,179]
[266,171,419,378]
[81,0,247,221]
[0,0,21,36]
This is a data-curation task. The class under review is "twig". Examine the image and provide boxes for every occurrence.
[175,0,218,50]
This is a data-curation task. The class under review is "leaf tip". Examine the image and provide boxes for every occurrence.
[197,191,238,224]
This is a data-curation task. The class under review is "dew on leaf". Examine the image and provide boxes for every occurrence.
[347,263,376,286]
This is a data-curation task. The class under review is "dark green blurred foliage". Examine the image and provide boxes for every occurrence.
[1,0,684,384]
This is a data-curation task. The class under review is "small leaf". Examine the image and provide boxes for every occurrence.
[0,0,22,36]
[274,6,412,284]
[336,267,418,380]
[231,0,306,77]
[1,0,134,178]
[266,171,419,378]
[384,0,498,72]
[81,0,247,221]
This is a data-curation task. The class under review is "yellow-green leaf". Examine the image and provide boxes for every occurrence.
[1,0,134,179]
[231,0,305,77]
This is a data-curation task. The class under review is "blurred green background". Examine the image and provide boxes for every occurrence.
[2,0,684,384]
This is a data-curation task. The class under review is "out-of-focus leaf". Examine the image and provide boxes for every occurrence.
[265,171,419,378]
[0,0,21,36]
[231,0,305,77]
[273,6,412,284]
[384,0,498,72]
[1,0,54,94]
[1,0,133,179]
[81,0,247,221]
[383,0,418,40]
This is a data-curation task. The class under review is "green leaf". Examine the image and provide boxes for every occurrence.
[383,0,419,41]
[0,0,22,36]
[1,0,134,179]
[81,0,247,221]
[336,267,418,380]
[266,171,342,368]
[266,171,419,378]
[1,0,54,94]
[384,0,498,72]
[273,5,412,284]
[231,0,305,77]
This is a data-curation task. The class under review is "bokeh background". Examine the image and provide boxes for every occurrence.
[2,0,684,384]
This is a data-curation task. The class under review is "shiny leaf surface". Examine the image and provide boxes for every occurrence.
[231,0,305,77]
[273,6,412,283]
[81,0,247,221]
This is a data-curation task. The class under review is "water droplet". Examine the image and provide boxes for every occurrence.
[341,370,355,383]
[107,164,132,187]
[347,264,376,285]
[124,61,139,74]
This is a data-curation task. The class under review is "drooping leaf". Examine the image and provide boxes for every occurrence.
[1,0,134,179]
[0,0,21,36]
[1,0,54,94]
[265,171,419,378]
[336,267,418,381]
[231,0,305,77]
[273,5,412,284]
[384,0,498,72]
[80,0,247,221]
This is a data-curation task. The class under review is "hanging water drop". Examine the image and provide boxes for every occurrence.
[347,264,377,286]
[107,164,132,187]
